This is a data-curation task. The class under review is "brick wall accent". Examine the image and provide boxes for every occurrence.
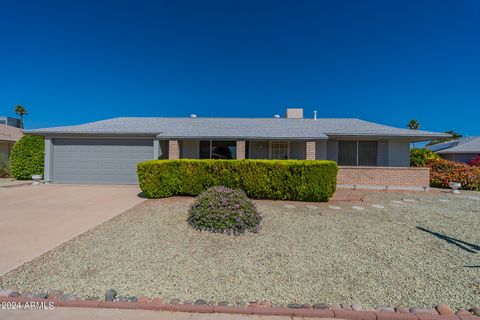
[168,140,180,160]
[337,166,430,190]
[305,141,316,160]
[236,140,246,160]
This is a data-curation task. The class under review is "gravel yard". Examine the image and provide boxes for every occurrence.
[1,190,479,309]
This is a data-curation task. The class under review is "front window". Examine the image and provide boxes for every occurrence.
[199,140,236,159]
[271,141,289,159]
[338,141,378,166]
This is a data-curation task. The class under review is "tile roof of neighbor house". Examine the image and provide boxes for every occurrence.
[433,136,480,154]
[0,125,23,142]
[27,117,451,140]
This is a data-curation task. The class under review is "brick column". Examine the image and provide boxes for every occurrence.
[306,141,316,160]
[236,140,246,159]
[168,140,180,160]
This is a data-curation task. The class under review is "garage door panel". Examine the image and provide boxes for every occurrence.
[53,139,153,184]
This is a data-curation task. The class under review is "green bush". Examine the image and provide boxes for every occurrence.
[9,135,45,180]
[137,159,338,202]
[410,148,440,167]
[428,158,480,191]
[188,186,262,234]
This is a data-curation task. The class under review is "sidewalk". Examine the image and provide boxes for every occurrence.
[0,307,326,320]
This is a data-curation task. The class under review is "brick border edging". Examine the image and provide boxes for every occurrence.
[1,297,478,320]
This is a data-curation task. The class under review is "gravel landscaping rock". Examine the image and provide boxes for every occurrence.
[351,303,362,311]
[0,289,15,297]
[470,307,480,316]
[105,289,117,301]
[217,301,229,306]
[8,291,20,298]
[395,306,410,313]
[313,303,329,309]
[436,304,455,315]
[287,303,302,308]
[127,296,137,302]
[2,191,479,309]
[376,306,395,312]
[170,299,181,304]
[194,299,207,305]
[34,293,48,299]
[116,295,128,302]
[341,303,353,310]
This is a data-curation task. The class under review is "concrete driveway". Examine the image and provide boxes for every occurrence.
[0,184,145,275]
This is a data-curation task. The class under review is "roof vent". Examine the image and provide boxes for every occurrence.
[190,114,197,118]
[274,114,280,118]
[313,110,317,120]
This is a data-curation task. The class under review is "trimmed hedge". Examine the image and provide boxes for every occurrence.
[137,159,338,202]
[9,135,45,180]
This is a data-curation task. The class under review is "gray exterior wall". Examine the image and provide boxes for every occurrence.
[387,139,410,167]
[440,153,477,164]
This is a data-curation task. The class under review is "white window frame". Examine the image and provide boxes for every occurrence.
[269,141,290,160]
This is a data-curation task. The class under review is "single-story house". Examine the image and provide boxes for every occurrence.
[27,108,449,186]
[0,121,23,165]
[426,136,480,164]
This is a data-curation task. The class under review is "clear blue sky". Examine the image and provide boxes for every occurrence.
[0,0,479,135]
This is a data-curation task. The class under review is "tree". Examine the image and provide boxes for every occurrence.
[407,119,420,130]
[14,105,28,129]
[407,119,420,148]
[426,130,463,146]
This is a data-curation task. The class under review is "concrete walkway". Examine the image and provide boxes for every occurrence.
[0,184,145,275]
[0,307,320,320]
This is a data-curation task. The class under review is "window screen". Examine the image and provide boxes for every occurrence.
[338,141,357,166]
[271,142,288,159]
[358,141,378,166]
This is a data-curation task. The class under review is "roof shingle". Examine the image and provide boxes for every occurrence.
[27,117,450,141]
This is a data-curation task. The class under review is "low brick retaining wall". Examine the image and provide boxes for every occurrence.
[337,166,430,191]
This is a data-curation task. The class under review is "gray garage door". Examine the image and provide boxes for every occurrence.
[53,139,154,184]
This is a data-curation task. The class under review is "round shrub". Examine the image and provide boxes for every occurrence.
[187,186,262,234]
[9,135,45,180]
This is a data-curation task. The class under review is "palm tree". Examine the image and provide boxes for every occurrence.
[14,105,28,129]
[426,130,463,146]
[407,119,420,130]
[407,119,420,148]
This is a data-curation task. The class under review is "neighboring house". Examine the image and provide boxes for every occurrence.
[27,108,449,185]
[0,119,23,165]
[426,136,480,164]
